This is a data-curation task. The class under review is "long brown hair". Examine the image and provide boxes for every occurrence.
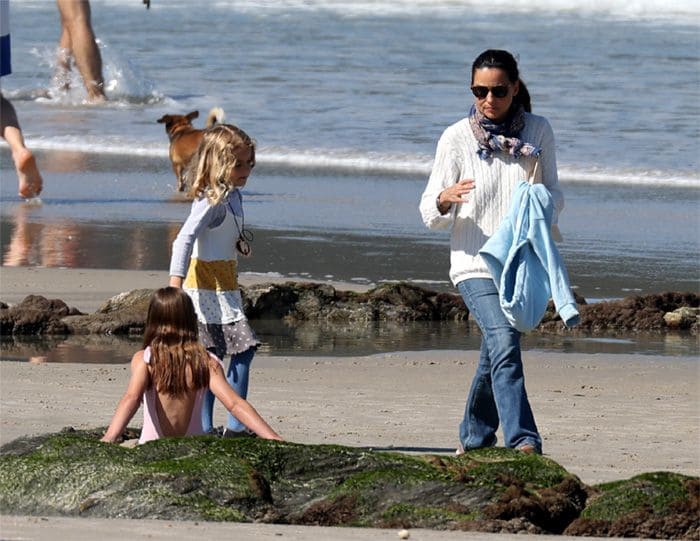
[143,287,210,397]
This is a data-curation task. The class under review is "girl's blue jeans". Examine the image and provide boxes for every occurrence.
[201,347,255,433]
[457,278,541,453]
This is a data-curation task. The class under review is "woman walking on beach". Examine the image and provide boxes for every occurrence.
[168,123,260,437]
[419,49,565,455]
[101,287,281,444]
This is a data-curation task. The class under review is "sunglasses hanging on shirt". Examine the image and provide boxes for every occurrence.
[236,228,253,257]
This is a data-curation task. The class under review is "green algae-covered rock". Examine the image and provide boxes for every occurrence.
[4,429,697,536]
[564,472,699,538]
[1,428,584,534]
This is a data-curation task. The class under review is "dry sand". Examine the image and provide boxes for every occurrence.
[1,267,698,540]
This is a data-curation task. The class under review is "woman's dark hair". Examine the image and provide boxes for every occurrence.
[471,49,531,112]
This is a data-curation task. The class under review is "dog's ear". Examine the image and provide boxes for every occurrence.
[157,115,171,124]
[186,111,199,121]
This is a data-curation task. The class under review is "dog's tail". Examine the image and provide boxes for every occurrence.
[206,107,226,128]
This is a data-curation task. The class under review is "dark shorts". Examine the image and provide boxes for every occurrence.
[1,2,11,77]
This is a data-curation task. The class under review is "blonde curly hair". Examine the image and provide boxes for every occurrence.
[185,124,256,205]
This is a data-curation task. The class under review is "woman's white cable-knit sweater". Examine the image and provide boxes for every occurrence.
[419,112,564,287]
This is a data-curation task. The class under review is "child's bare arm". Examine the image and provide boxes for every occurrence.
[208,360,283,441]
[101,351,149,443]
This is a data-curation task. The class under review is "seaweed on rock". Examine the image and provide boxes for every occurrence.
[2,429,697,537]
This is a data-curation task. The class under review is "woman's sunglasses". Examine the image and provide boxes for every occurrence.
[470,85,510,99]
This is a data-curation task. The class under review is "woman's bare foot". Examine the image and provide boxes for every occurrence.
[15,148,44,199]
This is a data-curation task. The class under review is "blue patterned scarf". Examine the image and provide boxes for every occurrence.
[468,104,541,160]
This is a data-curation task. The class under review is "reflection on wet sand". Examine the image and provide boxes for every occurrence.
[1,321,696,364]
[3,204,80,267]
[1,334,140,364]
[41,148,89,174]
[1,205,178,270]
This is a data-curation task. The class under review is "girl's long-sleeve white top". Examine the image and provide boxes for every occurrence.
[169,190,246,324]
[419,112,564,287]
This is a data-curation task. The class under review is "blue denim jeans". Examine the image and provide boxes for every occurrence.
[457,278,541,452]
[201,347,255,433]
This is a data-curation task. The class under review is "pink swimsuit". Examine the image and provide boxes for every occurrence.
[138,347,223,444]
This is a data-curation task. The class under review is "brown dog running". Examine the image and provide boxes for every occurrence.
[157,107,225,191]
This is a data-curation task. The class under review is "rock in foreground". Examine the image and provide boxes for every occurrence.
[565,473,699,538]
[1,430,697,537]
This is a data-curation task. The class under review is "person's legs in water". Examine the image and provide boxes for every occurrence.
[224,347,255,433]
[1,94,43,199]
[457,278,541,453]
[55,0,106,102]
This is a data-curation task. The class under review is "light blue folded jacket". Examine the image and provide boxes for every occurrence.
[479,180,580,332]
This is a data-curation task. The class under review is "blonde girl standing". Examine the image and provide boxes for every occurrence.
[169,124,259,437]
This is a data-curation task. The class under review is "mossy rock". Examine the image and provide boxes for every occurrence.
[564,472,699,538]
[1,428,582,533]
[584,472,695,520]
[3,429,696,536]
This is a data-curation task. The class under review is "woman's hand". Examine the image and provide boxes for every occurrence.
[437,179,476,214]
[169,276,183,288]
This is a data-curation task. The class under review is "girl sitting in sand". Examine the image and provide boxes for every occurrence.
[101,287,282,444]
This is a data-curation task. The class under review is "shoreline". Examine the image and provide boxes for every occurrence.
[1,206,698,301]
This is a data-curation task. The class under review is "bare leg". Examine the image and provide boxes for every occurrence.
[52,28,73,92]
[1,95,43,198]
[55,0,106,102]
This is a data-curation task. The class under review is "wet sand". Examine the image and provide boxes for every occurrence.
[1,267,698,540]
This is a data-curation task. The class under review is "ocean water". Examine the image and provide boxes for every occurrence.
[1,0,699,305]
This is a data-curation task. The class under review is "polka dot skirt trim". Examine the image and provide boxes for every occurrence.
[199,319,260,357]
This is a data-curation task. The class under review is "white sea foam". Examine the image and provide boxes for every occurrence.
[83,0,700,21]
[261,151,700,188]
[14,0,692,21]
[18,138,166,158]
[9,138,699,189]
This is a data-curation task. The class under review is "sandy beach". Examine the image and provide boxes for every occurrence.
[1,2,697,537]
[1,267,698,540]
